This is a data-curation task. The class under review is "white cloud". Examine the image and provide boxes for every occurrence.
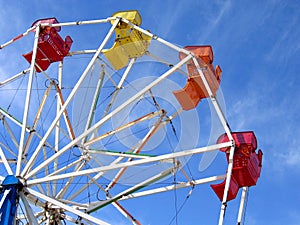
[289,210,300,225]
[145,0,191,39]
[197,0,232,42]
[225,74,300,173]
[264,3,300,64]
[273,136,300,172]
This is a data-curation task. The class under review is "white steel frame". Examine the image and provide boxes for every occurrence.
[0,14,249,225]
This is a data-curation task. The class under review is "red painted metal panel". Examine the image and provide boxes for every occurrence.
[211,132,263,201]
[23,19,73,72]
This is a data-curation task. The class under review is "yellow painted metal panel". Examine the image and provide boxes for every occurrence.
[103,10,151,70]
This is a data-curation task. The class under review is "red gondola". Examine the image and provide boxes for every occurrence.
[23,18,73,72]
[211,131,263,201]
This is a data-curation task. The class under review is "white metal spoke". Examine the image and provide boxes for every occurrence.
[97,61,117,87]
[55,161,86,199]
[88,167,176,213]
[46,158,83,177]
[85,110,163,146]
[218,145,236,225]
[69,50,97,56]
[82,63,106,143]
[58,199,88,210]
[20,193,39,225]
[54,83,76,140]
[23,83,54,156]
[67,171,104,202]
[0,108,31,132]
[121,174,227,200]
[192,57,232,137]
[47,18,113,28]
[112,202,141,225]
[0,26,35,49]
[101,57,136,118]
[120,17,190,55]
[0,11,261,225]
[0,190,11,208]
[69,173,142,223]
[53,61,63,197]
[1,118,19,153]
[237,187,248,224]
[87,149,155,159]
[191,57,237,225]
[16,25,41,176]
[25,187,110,225]
[24,53,193,180]
[0,146,13,175]
[42,146,51,196]
[27,142,232,185]
[21,18,121,178]
[105,110,167,191]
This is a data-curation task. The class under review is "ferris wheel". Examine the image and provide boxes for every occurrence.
[0,10,263,225]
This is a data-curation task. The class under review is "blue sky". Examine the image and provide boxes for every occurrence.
[0,0,299,224]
